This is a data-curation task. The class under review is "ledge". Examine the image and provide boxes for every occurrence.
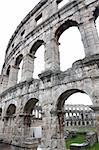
[0,78,40,98]
[72,54,99,68]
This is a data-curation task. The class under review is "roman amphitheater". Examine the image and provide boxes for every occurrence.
[0,0,99,149]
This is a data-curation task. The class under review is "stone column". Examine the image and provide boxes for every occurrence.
[21,54,34,82]
[79,18,99,56]
[41,106,66,150]
[0,75,9,93]
[45,36,60,72]
[8,65,19,87]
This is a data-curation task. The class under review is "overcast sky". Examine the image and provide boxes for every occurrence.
[0,0,40,72]
[0,0,99,105]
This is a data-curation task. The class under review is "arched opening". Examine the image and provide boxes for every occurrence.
[55,20,85,71]
[65,92,92,105]
[24,98,42,127]
[30,40,45,78]
[15,54,23,83]
[0,108,2,116]
[24,98,39,114]
[57,89,95,149]
[96,17,99,35]
[6,104,16,116]
[6,65,10,76]
[94,7,99,36]
[17,60,23,83]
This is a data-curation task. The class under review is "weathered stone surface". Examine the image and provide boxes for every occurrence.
[0,0,99,149]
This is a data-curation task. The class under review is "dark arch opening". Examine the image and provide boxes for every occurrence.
[30,40,44,55]
[0,108,2,116]
[94,7,99,21]
[6,65,11,76]
[15,54,23,67]
[94,7,99,37]
[24,98,39,114]
[6,104,16,116]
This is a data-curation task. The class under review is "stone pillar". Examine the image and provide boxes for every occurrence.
[45,36,60,72]
[79,19,99,56]
[41,106,66,150]
[1,75,9,92]
[21,54,34,81]
[8,65,19,87]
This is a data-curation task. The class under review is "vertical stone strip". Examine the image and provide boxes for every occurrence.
[79,19,99,56]
[45,33,60,72]
[21,54,34,81]
[8,65,19,87]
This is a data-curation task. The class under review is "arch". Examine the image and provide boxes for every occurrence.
[15,54,23,83]
[94,7,99,36]
[6,65,10,76]
[23,98,42,127]
[24,98,39,114]
[30,40,45,78]
[0,108,2,116]
[6,104,16,116]
[57,89,85,110]
[15,54,23,67]
[17,60,23,83]
[30,40,44,55]
[55,20,85,71]
[94,7,99,21]
[55,20,78,42]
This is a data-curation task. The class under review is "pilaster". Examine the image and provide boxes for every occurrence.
[45,36,60,72]
[8,65,19,87]
[79,18,99,56]
[21,54,34,82]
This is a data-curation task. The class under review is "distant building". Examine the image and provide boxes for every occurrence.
[64,105,95,127]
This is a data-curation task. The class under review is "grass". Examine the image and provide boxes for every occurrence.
[65,133,99,150]
[77,127,96,133]
[66,134,85,149]
[86,143,99,150]
[65,127,96,133]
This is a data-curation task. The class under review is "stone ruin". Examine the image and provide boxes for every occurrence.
[0,0,99,149]
[64,105,95,128]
